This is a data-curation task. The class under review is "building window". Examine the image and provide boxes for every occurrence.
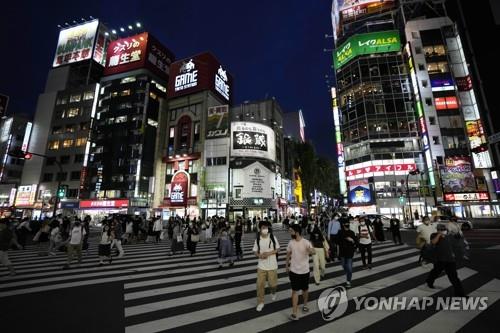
[56,172,68,181]
[194,122,200,142]
[74,154,84,163]
[52,126,63,134]
[83,91,94,100]
[120,89,131,96]
[66,125,75,133]
[80,122,90,130]
[120,76,136,84]
[67,189,79,198]
[411,31,419,38]
[425,98,433,106]
[48,140,60,150]
[60,155,70,164]
[62,139,74,148]
[149,92,157,100]
[69,94,81,103]
[421,80,428,88]
[177,115,192,149]
[206,157,227,166]
[42,173,53,182]
[235,188,242,199]
[111,91,118,98]
[418,64,425,71]
[429,117,436,125]
[70,171,81,180]
[432,136,440,144]
[115,116,128,123]
[75,137,87,147]
[415,46,422,54]
[67,108,80,118]
[46,157,56,165]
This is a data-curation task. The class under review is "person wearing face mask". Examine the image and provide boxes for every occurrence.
[286,224,315,321]
[338,220,358,288]
[308,221,328,285]
[425,224,465,296]
[187,222,199,256]
[253,221,280,312]
[63,220,86,270]
[416,216,436,265]
[358,217,375,269]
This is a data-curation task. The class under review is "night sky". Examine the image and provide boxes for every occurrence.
[0,1,335,157]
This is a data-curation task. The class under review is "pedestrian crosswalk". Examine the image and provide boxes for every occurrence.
[1,229,499,332]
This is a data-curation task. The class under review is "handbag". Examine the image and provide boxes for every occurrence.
[191,234,200,242]
[176,235,183,242]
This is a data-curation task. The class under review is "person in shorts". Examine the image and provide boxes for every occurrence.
[286,224,315,321]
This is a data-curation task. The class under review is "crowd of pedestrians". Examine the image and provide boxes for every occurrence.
[0,209,470,321]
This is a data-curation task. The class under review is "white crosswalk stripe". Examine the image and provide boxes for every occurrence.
[1,230,497,332]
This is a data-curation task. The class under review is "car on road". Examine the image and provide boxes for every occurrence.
[432,216,474,231]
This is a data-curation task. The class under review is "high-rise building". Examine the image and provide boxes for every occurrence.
[332,0,498,219]
[0,115,32,214]
[154,52,233,219]
[21,19,111,218]
[85,32,174,217]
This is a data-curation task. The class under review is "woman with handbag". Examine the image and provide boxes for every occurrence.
[187,223,200,256]
[308,221,328,285]
[171,222,184,255]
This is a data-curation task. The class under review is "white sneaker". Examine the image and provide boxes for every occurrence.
[256,303,264,312]
[271,293,277,301]
[346,281,351,288]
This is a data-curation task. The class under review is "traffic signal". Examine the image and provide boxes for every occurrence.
[8,149,33,159]
[399,196,406,204]
[57,185,68,198]
[24,153,32,160]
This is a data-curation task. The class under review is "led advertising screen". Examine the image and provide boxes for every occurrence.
[339,0,396,24]
[230,122,276,161]
[434,96,458,110]
[206,105,229,139]
[348,179,374,205]
[167,52,233,102]
[53,20,99,67]
[334,30,400,69]
[441,157,476,193]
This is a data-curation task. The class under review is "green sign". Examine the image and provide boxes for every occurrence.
[333,30,401,69]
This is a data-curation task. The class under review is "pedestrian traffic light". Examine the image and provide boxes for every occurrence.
[57,185,68,198]
[399,196,405,204]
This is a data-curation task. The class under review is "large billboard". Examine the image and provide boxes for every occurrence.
[440,157,476,193]
[232,162,274,199]
[103,32,174,81]
[167,52,233,102]
[230,122,276,161]
[334,30,400,69]
[345,159,417,181]
[348,179,374,205]
[206,105,229,139]
[14,185,37,207]
[339,0,396,24]
[53,20,99,67]
[169,171,190,206]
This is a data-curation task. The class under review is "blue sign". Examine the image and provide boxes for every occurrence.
[60,201,79,209]
[431,74,454,88]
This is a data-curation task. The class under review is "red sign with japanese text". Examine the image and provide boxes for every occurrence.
[79,199,129,209]
[103,32,174,81]
[346,163,417,179]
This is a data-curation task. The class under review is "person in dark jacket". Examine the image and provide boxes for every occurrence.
[338,221,358,288]
[389,214,402,245]
[234,218,243,259]
[425,224,465,296]
[372,217,385,242]
[0,219,16,276]
[309,222,327,285]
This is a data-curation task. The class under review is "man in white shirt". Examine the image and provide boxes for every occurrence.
[417,216,437,265]
[286,224,315,321]
[253,221,280,312]
[63,220,86,269]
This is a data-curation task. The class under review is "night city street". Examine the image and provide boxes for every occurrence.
[2,0,500,332]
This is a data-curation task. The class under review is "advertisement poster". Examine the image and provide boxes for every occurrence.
[14,185,38,207]
[170,171,189,206]
[53,20,99,67]
[334,30,400,69]
[339,0,396,23]
[230,122,276,161]
[206,105,229,139]
[348,179,373,205]
[237,162,273,199]
[440,158,476,193]
[466,120,486,149]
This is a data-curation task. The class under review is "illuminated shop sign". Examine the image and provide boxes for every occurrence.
[348,179,374,205]
[434,96,458,110]
[334,30,400,69]
[444,192,489,202]
[53,20,99,67]
[345,159,417,180]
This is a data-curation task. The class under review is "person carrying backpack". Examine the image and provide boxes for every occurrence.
[358,216,375,269]
[253,220,280,312]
